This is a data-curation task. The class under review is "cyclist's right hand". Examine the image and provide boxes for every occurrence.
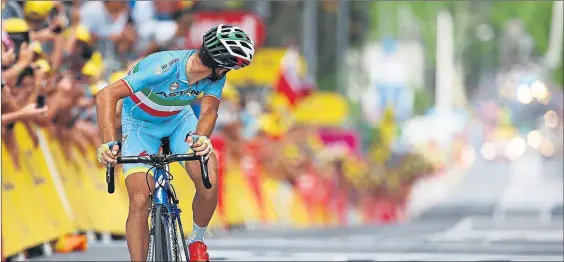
[97,141,121,165]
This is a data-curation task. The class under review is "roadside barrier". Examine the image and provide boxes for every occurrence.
[2,124,354,259]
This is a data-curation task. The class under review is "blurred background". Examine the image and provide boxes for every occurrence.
[1,0,563,261]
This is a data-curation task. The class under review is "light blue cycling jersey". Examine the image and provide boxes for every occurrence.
[118,50,225,176]
[121,50,226,123]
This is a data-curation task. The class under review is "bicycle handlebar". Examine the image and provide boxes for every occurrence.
[106,153,211,194]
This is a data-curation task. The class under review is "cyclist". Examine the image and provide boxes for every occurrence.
[95,24,254,262]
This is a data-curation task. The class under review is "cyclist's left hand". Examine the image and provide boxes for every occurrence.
[97,141,121,165]
[186,134,214,160]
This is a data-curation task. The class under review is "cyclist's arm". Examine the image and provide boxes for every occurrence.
[194,96,220,137]
[96,53,175,143]
[195,77,226,137]
[95,80,131,143]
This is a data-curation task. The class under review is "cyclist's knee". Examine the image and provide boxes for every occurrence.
[125,172,152,215]
[186,155,219,192]
[129,192,150,214]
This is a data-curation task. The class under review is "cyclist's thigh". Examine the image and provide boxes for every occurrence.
[170,110,219,187]
[169,109,198,156]
[121,117,163,178]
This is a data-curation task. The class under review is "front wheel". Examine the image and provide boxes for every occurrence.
[149,205,174,261]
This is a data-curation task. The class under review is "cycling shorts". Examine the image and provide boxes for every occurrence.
[120,107,198,177]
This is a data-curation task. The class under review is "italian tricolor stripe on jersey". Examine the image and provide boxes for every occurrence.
[122,79,191,117]
[139,89,193,106]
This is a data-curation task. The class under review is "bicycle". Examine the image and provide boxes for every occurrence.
[105,137,212,261]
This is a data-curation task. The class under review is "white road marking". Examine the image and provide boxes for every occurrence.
[209,250,564,261]
[432,215,563,240]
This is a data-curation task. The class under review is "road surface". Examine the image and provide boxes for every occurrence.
[30,149,563,261]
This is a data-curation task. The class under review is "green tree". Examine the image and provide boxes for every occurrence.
[368,1,561,87]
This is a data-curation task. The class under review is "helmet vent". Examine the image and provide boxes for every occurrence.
[230,46,246,57]
[225,40,237,45]
[240,42,251,49]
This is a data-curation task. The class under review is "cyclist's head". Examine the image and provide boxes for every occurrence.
[198,24,255,81]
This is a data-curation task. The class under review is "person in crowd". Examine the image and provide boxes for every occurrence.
[21,0,67,72]
[1,101,48,125]
[2,18,35,85]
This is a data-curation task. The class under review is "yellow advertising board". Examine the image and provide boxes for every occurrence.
[292,91,349,126]
[227,48,307,87]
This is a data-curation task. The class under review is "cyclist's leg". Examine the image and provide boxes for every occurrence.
[121,116,162,261]
[170,111,219,244]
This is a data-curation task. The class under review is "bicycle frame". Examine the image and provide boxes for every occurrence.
[152,140,180,215]
[150,139,189,261]
[153,164,174,210]
[105,138,210,261]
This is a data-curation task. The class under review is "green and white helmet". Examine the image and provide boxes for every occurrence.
[201,24,255,70]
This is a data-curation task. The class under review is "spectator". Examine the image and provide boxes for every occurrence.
[1,102,48,125]
[1,0,24,20]
[22,1,67,71]
[128,0,155,25]
[61,24,98,73]
[153,0,182,21]
[2,25,16,51]
[136,8,195,57]
[1,76,45,169]
[2,18,35,86]
[79,1,140,65]
[79,1,129,41]
[1,43,16,66]
[23,1,57,33]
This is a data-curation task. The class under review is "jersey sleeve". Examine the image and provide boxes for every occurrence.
[122,53,176,94]
[203,76,226,100]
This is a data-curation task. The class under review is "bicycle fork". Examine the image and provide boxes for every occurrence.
[171,201,189,260]
[163,161,189,260]
[147,202,156,261]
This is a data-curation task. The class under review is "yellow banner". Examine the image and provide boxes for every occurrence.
[3,121,354,256]
[292,91,349,126]
[2,124,74,257]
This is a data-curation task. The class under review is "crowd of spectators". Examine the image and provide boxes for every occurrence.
[1,0,210,166]
[2,1,442,225]
[0,0,349,199]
